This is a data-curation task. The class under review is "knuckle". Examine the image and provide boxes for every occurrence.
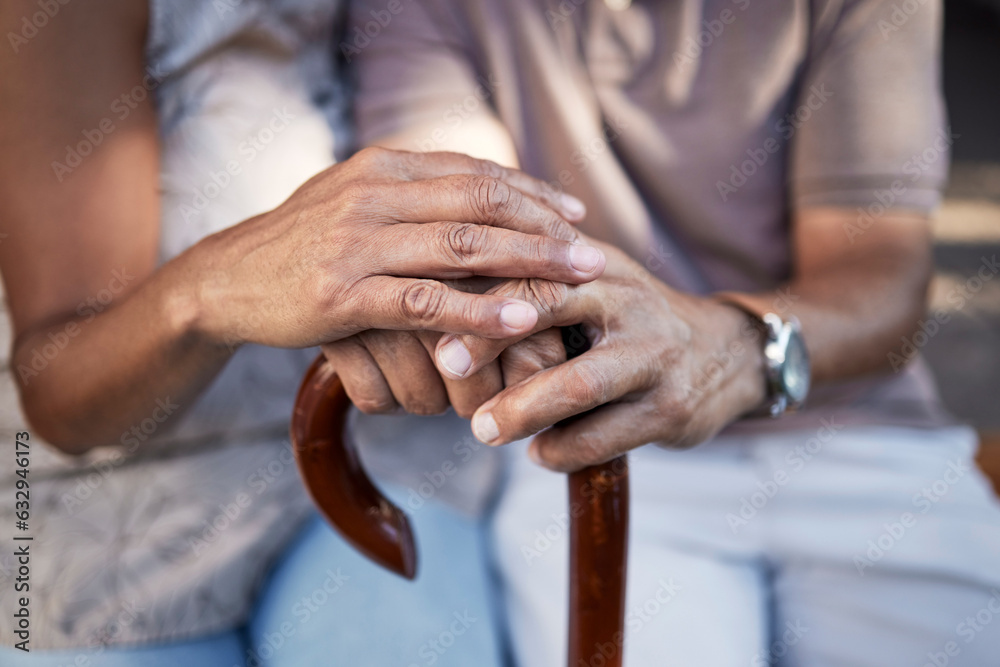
[501,397,532,434]
[544,214,577,242]
[352,145,388,168]
[523,279,568,317]
[663,393,695,433]
[401,280,448,324]
[469,176,515,221]
[525,236,550,265]
[444,223,486,264]
[565,360,610,405]
[307,274,341,313]
[338,181,380,215]
[492,278,567,319]
[499,355,536,386]
[528,333,568,367]
[458,297,491,332]
[502,334,564,381]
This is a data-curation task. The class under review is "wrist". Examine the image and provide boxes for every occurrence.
[165,236,243,354]
[671,290,768,420]
[712,302,769,418]
[710,292,812,419]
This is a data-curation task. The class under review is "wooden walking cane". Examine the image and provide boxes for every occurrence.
[291,353,629,667]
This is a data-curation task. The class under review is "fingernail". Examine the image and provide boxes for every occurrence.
[438,338,472,378]
[499,303,536,331]
[473,412,499,444]
[569,244,602,273]
[560,193,587,220]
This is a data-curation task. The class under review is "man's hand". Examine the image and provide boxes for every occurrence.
[432,241,768,472]
[322,313,567,418]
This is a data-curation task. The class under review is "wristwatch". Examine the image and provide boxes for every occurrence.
[712,293,811,418]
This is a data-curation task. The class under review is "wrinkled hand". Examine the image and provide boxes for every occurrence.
[195,148,606,349]
[432,241,768,471]
[322,325,566,417]
[321,269,567,418]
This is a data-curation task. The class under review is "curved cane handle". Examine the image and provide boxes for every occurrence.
[290,354,417,579]
[290,353,630,666]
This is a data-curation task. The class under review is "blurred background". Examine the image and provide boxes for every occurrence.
[931,0,1000,488]
[0,0,997,484]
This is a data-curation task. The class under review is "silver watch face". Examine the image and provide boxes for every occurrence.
[781,325,811,405]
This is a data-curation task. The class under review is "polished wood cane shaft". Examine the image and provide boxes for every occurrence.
[568,456,629,667]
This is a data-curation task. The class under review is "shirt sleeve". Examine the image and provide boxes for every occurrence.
[789,0,949,213]
[346,0,495,150]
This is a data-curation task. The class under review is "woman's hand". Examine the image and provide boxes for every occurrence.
[193,148,606,350]
[431,241,768,471]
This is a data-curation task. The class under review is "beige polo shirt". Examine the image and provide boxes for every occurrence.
[349,0,954,433]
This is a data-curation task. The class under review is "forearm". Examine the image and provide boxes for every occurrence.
[12,150,595,454]
[777,255,929,382]
[13,244,232,454]
[717,208,933,386]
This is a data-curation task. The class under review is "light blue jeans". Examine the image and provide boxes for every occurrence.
[494,425,1000,667]
[2,486,504,667]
